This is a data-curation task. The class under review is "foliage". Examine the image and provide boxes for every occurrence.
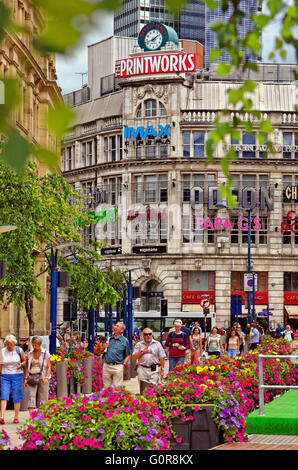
[0,429,11,450]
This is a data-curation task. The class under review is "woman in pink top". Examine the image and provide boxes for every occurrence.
[225,328,240,358]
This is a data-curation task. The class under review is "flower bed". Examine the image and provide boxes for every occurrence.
[143,337,297,444]
[2,337,296,450]
[18,390,176,450]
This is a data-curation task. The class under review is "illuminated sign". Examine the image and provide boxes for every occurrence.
[197,217,261,231]
[77,208,118,227]
[281,211,298,233]
[191,186,274,210]
[124,124,171,139]
[285,186,298,201]
[115,53,196,78]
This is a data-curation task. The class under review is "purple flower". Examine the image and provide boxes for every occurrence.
[98,429,105,434]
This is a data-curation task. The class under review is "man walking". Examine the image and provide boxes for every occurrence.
[133,328,166,394]
[249,322,260,350]
[102,322,130,389]
[275,322,285,339]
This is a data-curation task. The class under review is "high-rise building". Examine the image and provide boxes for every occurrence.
[114,0,258,67]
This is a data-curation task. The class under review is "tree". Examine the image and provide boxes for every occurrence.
[57,242,124,314]
[0,160,118,335]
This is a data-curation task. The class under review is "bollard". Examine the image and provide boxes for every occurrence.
[20,384,29,411]
[56,361,68,398]
[130,357,137,378]
[82,356,93,394]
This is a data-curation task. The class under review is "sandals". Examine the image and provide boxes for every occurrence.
[13,418,19,424]
[0,418,5,425]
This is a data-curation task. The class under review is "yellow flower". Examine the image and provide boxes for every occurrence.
[196,366,204,373]
[209,366,215,371]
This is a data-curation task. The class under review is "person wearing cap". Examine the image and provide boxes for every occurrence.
[132,328,166,394]
[165,319,189,372]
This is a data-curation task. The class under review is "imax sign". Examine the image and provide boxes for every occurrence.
[124,124,171,139]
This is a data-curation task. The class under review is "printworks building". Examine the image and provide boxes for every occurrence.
[62,22,297,332]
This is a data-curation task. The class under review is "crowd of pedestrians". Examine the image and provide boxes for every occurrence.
[0,319,296,421]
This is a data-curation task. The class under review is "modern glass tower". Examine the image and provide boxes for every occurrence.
[114,0,258,67]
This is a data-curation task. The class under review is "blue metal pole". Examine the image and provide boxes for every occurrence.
[49,248,58,355]
[123,288,127,337]
[247,208,251,324]
[252,272,256,322]
[104,304,109,339]
[88,305,95,353]
[116,301,120,323]
[128,271,133,350]
[109,303,113,335]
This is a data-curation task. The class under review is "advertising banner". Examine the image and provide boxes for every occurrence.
[115,53,196,78]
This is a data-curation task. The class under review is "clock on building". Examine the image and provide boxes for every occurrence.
[138,21,179,52]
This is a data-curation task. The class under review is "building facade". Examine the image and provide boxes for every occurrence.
[62,36,297,332]
[0,0,62,339]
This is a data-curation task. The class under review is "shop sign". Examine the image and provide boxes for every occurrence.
[281,211,298,233]
[182,291,215,304]
[101,247,122,255]
[124,124,171,139]
[231,291,268,304]
[284,186,298,201]
[132,245,166,254]
[197,217,261,231]
[284,292,298,304]
[191,186,274,211]
[115,53,196,78]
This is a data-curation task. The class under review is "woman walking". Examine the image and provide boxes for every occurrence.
[24,336,51,417]
[236,325,246,354]
[225,328,240,358]
[204,327,224,357]
[0,334,27,424]
[190,327,202,363]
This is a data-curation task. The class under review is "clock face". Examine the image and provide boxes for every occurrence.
[144,29,163,50]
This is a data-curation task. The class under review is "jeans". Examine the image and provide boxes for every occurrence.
[0,373,24,402]
[227,349,238,358]
[169,356,185,372]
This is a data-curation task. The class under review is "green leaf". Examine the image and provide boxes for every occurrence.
[46,102,76,140]
[210,49,222,62]
[217,63,231,76]
[260,120,273,133]
[1,128,32,173]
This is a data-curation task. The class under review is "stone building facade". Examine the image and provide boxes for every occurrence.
[62,40,297,330]
[0,0,62,339]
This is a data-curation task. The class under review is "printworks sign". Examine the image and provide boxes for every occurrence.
[115,53,196,78]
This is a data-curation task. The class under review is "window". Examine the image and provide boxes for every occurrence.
[136,99,167,118]
[182,130,206,158]
[103,135,122,162]
[182,271,215,292]
[284,273,298,292]
[134,174,168,204]
[282,132,298,159]
[145,176,157,203]
[231,272,268,291]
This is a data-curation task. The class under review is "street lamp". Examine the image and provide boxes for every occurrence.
[44,242,78,355]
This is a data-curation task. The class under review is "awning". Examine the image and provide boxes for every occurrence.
[240,305,271,316]
[285,306,298,317]
[182,304,215,313]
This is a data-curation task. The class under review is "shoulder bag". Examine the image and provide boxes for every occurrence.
[27,352,46,387]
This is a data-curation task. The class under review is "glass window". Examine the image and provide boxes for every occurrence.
[145,99,157,117]
[183,131,191,157]
[184,271,215,292]
[160,175,168,202]
[243,132,256,158]
[145,175,157,203]
[283,132,292,159]
[193,131,205,157]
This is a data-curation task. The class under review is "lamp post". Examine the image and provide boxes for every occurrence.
[44,242,78,355]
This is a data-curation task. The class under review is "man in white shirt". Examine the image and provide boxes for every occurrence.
[133,328,166,394]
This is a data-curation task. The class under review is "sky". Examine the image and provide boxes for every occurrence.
[55,11,296,96]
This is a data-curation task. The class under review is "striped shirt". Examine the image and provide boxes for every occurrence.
[165,331,189,358]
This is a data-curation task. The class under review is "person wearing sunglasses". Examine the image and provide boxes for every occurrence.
[132,328,166,394]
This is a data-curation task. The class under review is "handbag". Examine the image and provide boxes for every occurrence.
[27,352,46,387]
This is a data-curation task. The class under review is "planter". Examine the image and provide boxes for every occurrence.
[56,361,68,398]
[82,356,93,394]
[170,404,224,450]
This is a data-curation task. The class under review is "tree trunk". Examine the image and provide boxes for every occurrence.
[25,292,34,336]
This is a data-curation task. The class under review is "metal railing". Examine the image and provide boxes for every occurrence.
[258,354,298,416]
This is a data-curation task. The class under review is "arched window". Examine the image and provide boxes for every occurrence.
[141,279,164,312]
[136,99,167,118]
